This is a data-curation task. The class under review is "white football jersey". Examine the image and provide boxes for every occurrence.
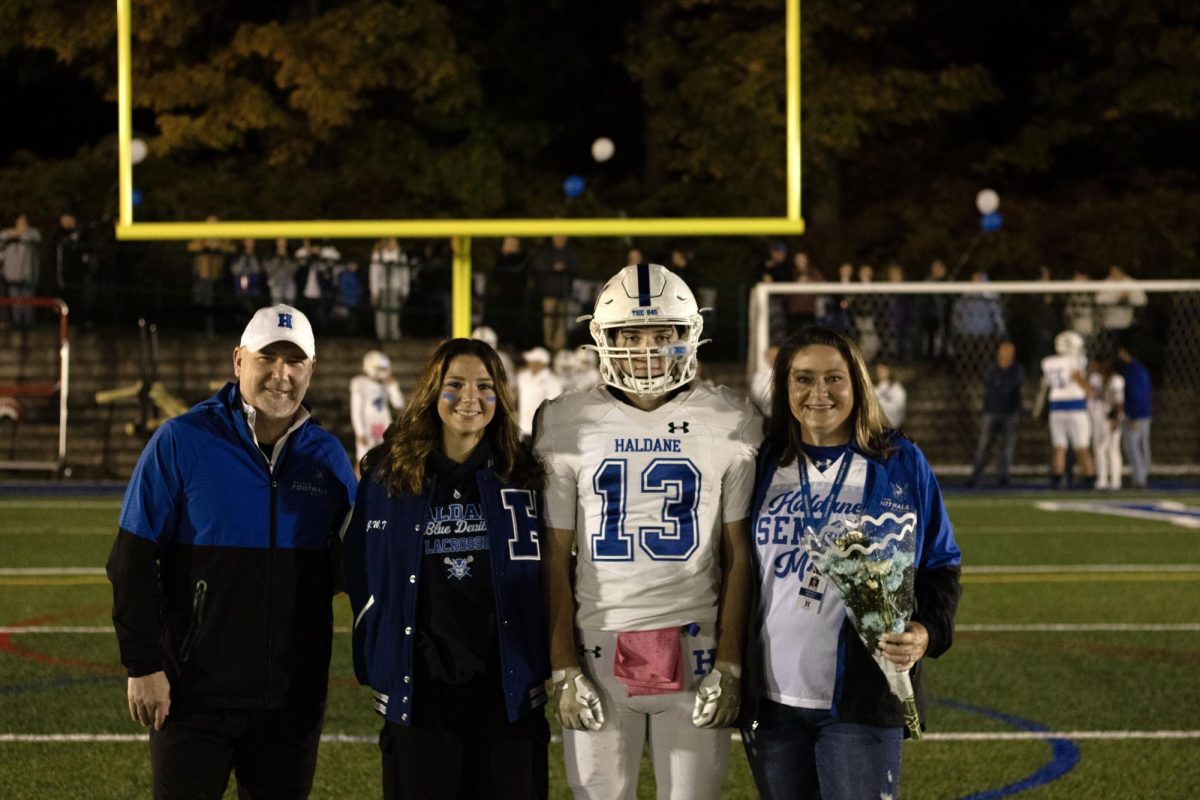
[1088,372,1125,426]
[756,455,867,708]
[536,382,762,631]
[1041,354,1088,404]
[349,375,404,459]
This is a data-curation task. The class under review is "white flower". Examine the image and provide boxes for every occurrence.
[867,559,893,576]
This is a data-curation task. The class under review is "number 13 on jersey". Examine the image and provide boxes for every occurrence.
[591,458,701,561]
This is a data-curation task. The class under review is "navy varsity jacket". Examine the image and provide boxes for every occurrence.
[343,466,549,726]
[107,383,357,708]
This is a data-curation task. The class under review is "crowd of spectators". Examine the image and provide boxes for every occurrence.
[1,216,1155,364]
[753,242,1162,487]
[755,241,1154,374]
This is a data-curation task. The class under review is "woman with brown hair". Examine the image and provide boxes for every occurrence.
[343,338,549,799]
[740,326,962,799]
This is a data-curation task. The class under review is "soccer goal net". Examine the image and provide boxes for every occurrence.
[0,297,71,476]
[747,279,1200,476]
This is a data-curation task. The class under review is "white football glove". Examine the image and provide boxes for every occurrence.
[550,666,605,731]
[692,661,742,728]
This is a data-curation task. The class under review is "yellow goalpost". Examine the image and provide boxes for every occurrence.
[114,0,804,337]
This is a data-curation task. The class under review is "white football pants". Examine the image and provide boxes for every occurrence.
[563,625,730,800]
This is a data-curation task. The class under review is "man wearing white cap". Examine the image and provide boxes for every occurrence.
[107,304,357,799]
[515,346,563,441]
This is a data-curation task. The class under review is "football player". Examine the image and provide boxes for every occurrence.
[536,263,762,800]
[1032,330,1094,488]
[349,350,405,465]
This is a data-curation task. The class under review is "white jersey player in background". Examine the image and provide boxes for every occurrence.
[536,263,762,800]
[1032,330,1094,488]
[1088,357,1125,490]
[349,350,404,465]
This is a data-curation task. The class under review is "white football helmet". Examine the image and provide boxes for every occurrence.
[1054,330,1085,357]
[362,350,391,381]
[574,346,598,371]
[471,325,499,350]
[552,348,577,379]
[583,263,706,397]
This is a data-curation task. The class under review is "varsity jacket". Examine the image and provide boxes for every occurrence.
[343,465,549,727]
[106,383,356,708]
[742,433,962,733]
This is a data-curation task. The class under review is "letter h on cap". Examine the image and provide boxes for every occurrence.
[278,312,293,329]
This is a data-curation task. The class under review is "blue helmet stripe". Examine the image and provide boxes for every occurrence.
[636,263,651,307]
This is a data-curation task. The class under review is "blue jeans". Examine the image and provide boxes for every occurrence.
[1123,417,1151,487]
[743,699,903,800]
[971,412,1019,483]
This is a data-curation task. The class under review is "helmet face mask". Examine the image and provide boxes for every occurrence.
[585,263,706,397]
[362,350,391,381]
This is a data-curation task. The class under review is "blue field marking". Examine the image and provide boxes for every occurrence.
[932,697,1080,799]
[1035,499,1200,529]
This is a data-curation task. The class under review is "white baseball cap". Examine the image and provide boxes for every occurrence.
[240,304,316,359]
[522,346,551,364]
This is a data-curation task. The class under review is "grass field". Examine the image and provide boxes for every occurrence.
[2,491,1199,799]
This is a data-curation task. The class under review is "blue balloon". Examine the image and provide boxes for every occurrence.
[980,211,1002,232]
[563,175,585,198]
[131,188,144,207]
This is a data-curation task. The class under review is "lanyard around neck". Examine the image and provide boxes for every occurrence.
[798,448,853,527]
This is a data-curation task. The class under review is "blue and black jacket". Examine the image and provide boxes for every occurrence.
[343,464,549,727]
[742,433,962,732]
[106,383,356,708]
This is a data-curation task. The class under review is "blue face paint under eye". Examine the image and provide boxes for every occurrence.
[441,391,459,403]
[484,395,497,403]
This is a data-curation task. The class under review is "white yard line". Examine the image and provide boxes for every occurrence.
[957,623,1200,632]
[0,501,121,510]
[1035,501,1200,529]
[7,623,1197,635]
[0,568,107,576]
[0,626,117,634]
[8,564,1198,579]
[2,730,1198,744]
[922,730,1200,741]
[0,625,358,634]
[964,564,1200,573]
[958,526,1190,535]
[10,564,1196,578]
[0,529,113,536]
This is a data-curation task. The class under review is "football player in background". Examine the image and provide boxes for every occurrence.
[1088,356,1125,490]
[536,263,762,799]
[350,350,405,466]
[1032,331,1095,488]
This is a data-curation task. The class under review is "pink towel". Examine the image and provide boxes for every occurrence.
[613,628,684,696]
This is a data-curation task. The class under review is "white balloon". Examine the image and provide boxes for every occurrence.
[976,188,1000,215]
[591,137,615,163]
[130,138,149,165]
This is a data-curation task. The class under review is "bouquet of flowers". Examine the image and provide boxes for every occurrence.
[801,511,923,739]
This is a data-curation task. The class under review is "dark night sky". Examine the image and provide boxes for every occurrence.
[3,49,114,160]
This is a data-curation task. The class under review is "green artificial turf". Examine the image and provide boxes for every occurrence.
[2,493,1198,798]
